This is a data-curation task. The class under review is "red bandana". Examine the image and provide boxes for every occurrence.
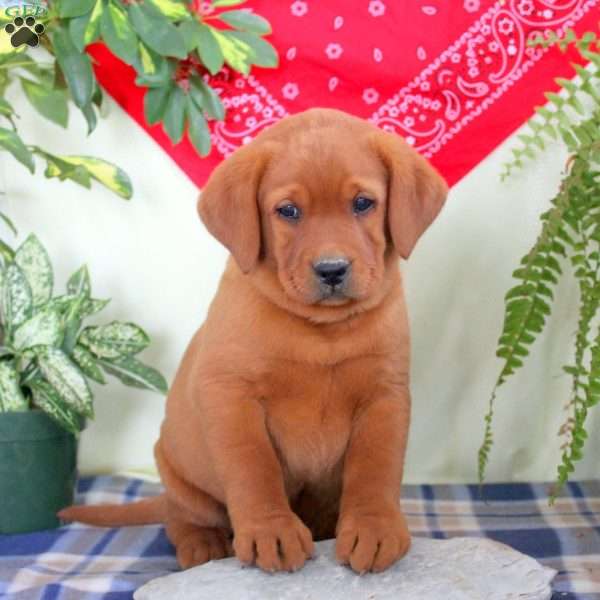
[90,1,600,187]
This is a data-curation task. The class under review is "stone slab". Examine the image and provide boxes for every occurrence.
[135,536,556,600]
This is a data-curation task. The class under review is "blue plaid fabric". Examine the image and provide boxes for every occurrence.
[0,475,598,599]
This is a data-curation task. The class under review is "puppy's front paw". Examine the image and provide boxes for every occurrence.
[335,506,411,573]
[233,510,314,572]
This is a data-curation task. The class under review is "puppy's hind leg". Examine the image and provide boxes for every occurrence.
[156,441,233,568]
[166,515,233,569]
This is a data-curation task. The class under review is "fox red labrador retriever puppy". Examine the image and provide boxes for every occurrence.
[60,108,447,574]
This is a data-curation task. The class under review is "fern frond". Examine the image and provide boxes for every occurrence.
[501,32,600,180]
[487,24,600,497]
[479,154,596,482]
[552,320,600,502]
[478,207,566,481]
[550,160,600,501]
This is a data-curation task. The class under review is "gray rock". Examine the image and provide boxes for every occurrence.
[135,536,556,600]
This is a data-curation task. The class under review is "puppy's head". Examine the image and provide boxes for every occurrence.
[198,109,447,321]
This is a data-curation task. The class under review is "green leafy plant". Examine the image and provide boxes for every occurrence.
[0,37,133,204]
[0,232,167,434]
[0,0,276,196]
[478,27,600,501]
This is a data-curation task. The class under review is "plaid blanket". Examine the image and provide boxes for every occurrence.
[0,476,598,599]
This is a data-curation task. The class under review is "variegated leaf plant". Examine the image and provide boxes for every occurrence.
[0,233,168,434]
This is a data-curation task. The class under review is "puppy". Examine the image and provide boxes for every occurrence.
[60,108,448,574]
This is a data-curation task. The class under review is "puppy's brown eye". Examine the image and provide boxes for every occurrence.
[353,196,375,215]
[277,203,301,220]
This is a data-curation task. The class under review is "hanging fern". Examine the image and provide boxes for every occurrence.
[501,29,600,180]
[480,26,600,503]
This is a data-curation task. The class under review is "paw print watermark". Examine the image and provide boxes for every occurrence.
[1,1,47,48]
[4,15,44,47]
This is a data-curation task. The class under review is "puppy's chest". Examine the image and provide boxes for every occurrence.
[257,364,357,483]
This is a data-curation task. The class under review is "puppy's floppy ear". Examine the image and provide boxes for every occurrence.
[198,142,272,273]
[371,131,448,259]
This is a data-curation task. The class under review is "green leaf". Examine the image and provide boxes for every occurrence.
[92,84,107,115]
[144,84,172,125]
[195,24,224,74]
[186,96,211,156]
[53,156,133,199]
[98,354,168,394]
[34,345,93,417]
[30,379,82,434]
[545,92,564,107]
[36,150,132,199]
[14,233,53,307]
[0,127,34,173]
[505,283,536,300]
[218,10,271,34]
[51,25,95,109]
[148,0,189,19]
[101,0,139,65]
[79,322,150,358]
[67,265,91,297]
[82,297,110,316]
[0,97,14,118]
[212,0,246,6]
[13,308,62,351]
[134,44,172,86]
[211,28,251,74]
[61,294,85,355]
[568,95,585,115]
[129,2,187,59]
[85,0,103,45]
[72,344,105,384]
[0,239,14,264]
[20,78,69,128]
[35,148,92,189]
[2,263,33,335]
[59,0,95,18]
[190,77,224,120]
[163,86,186,144]
[43,294,78,314]
[69,13,91,52]
[0,211,17,236]
[0,361,27,411]
[179,19,202,52]
[229,31,278,68]
[41,293,106,320]
[80,100,98,135]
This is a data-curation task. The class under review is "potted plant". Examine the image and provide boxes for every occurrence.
[0,0,277,533]
[0,233,167,533]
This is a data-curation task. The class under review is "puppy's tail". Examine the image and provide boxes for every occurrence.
[58,494,167,527]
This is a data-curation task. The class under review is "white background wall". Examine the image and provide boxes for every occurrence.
[5,87,596,485]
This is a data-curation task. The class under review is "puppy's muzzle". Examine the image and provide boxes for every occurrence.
[313,257,351,298]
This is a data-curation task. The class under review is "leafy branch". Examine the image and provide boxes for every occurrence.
[0,0,277,211]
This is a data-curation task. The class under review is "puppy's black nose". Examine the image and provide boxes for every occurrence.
[313,258,350,287]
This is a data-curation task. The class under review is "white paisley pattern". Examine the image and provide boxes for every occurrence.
[372,0,599,156]
[208,0,599,159]
[210,74,288,155]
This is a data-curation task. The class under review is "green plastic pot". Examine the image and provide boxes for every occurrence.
[0,410,77,534]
